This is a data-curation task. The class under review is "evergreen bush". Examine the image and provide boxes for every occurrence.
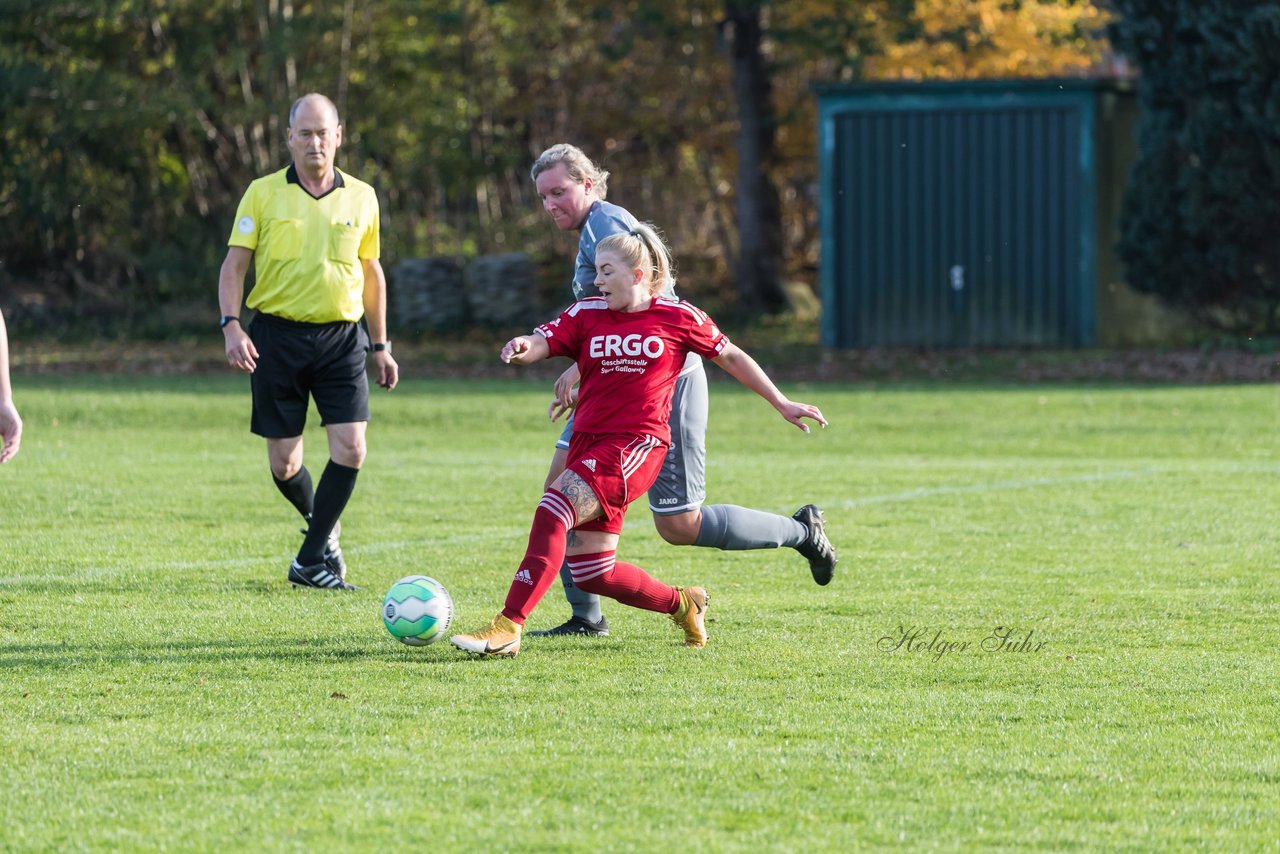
[1109,0,1280,335]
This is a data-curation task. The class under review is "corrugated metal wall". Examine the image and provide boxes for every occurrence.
[819,85,1101,348]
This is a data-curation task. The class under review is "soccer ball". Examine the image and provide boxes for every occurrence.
[382,575,454,646]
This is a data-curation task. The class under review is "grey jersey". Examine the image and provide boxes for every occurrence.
[573,200,640,299]
[573,200,677,300]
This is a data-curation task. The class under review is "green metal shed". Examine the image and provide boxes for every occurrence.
[815,79,1138,348]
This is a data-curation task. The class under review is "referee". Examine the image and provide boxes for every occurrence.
[218,93,398,590]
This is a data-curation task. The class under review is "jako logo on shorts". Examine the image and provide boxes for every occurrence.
[588,334,665,358]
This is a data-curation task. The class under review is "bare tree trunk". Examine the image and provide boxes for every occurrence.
[723,0,788,315]
[337,0,355,118]
[460,3,495,239]
[248,4,271,172]
[283,0,297,97]
[696,156,738,271]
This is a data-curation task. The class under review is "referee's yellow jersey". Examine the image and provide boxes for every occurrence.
[227,165,380,323]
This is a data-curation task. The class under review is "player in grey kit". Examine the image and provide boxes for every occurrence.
[527,143,837,637]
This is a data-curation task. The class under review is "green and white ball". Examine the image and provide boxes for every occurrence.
[382,575,454,646]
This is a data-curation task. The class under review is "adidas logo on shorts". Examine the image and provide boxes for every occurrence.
[583,459,597,472]
[514,568,534,585]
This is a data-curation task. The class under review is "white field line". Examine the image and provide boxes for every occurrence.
[840,468,1154,509]
[5,464,1267,582]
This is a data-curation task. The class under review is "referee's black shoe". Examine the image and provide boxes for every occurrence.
[527,615,610,637]
[793,504,837,586]
[288,559,359,591]
[300,521,347,581]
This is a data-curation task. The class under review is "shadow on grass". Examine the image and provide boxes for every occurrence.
[0,636,461,670]
[0,578,345,595]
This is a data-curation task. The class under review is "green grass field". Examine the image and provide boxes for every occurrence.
[2,374,1278,851]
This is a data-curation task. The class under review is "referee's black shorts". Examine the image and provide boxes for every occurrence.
[248,313,371,438]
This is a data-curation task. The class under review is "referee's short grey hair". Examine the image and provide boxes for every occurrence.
[530,144,609,199]
[289,93,340,127]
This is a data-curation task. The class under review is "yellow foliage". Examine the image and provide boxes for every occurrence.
[861,0,1111,80]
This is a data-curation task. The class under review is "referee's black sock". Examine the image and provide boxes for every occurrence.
[273,467,315,520]
[297,460,359,565]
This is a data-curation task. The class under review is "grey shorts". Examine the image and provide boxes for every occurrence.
[556,360,708,514]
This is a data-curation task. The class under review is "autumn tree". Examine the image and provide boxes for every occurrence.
[0,0,1114,331]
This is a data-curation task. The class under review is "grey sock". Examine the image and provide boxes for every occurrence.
[560,558,604,623]
[695,504,807,551]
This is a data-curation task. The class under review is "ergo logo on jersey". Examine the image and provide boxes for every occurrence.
[588,334,665,359]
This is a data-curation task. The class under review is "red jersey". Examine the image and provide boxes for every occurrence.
[536,296,730,442]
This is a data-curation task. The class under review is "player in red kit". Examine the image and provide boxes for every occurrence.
[450,223,827,657]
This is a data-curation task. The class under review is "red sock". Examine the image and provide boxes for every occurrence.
[569,551,680,614]
[501,490,576,625]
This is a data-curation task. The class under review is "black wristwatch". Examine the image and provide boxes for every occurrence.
[220,315,240,329]
[369,341,392,354]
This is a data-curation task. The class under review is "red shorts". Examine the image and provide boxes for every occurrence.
[565,431,669,534]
